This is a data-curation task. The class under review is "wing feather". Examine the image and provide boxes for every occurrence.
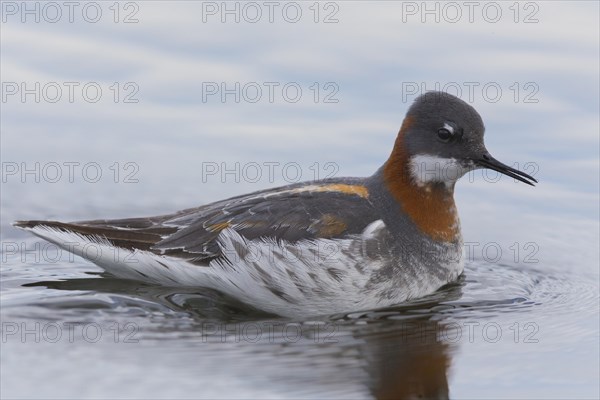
[15,181,381,264]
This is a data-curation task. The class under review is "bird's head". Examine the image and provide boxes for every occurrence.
[396,91,537,188]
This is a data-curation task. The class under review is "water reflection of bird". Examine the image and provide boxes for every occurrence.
[27,275,463,399]
[361,318,452,399]
[347,283,463,400]
[15,92,536,317]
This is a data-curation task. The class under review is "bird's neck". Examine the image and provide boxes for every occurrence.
[380,119,460,243]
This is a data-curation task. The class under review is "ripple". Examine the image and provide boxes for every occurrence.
[2,253,597,332]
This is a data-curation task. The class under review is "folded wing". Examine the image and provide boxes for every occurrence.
[15,182,382,265]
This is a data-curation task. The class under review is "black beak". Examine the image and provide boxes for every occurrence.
[477,153,538,186]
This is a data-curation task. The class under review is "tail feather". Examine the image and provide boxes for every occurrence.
[13,219,172,251]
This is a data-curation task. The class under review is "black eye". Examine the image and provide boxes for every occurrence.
[437,128,453,142]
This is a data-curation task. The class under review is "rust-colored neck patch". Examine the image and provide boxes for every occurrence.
[383,116,459,242]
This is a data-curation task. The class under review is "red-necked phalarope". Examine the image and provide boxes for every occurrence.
[15,92,537,317]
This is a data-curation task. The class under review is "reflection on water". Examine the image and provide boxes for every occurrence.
[358,320,451,400]
[4,249,597,399]
[14,269,464,399]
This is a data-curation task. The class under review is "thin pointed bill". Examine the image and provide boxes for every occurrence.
[477,154,538,186]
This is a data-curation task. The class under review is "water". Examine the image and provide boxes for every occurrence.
[2,231,598,398]
[1,1,599,398]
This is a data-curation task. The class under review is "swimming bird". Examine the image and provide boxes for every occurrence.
[14,92,537,317]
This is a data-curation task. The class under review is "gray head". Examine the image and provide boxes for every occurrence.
[398,91,537,187]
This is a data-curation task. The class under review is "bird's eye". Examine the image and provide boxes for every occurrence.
[437,128,453,142]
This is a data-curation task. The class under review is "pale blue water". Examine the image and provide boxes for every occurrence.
[1,1,599,399]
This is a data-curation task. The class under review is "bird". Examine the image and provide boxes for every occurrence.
[14,92,537,318]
